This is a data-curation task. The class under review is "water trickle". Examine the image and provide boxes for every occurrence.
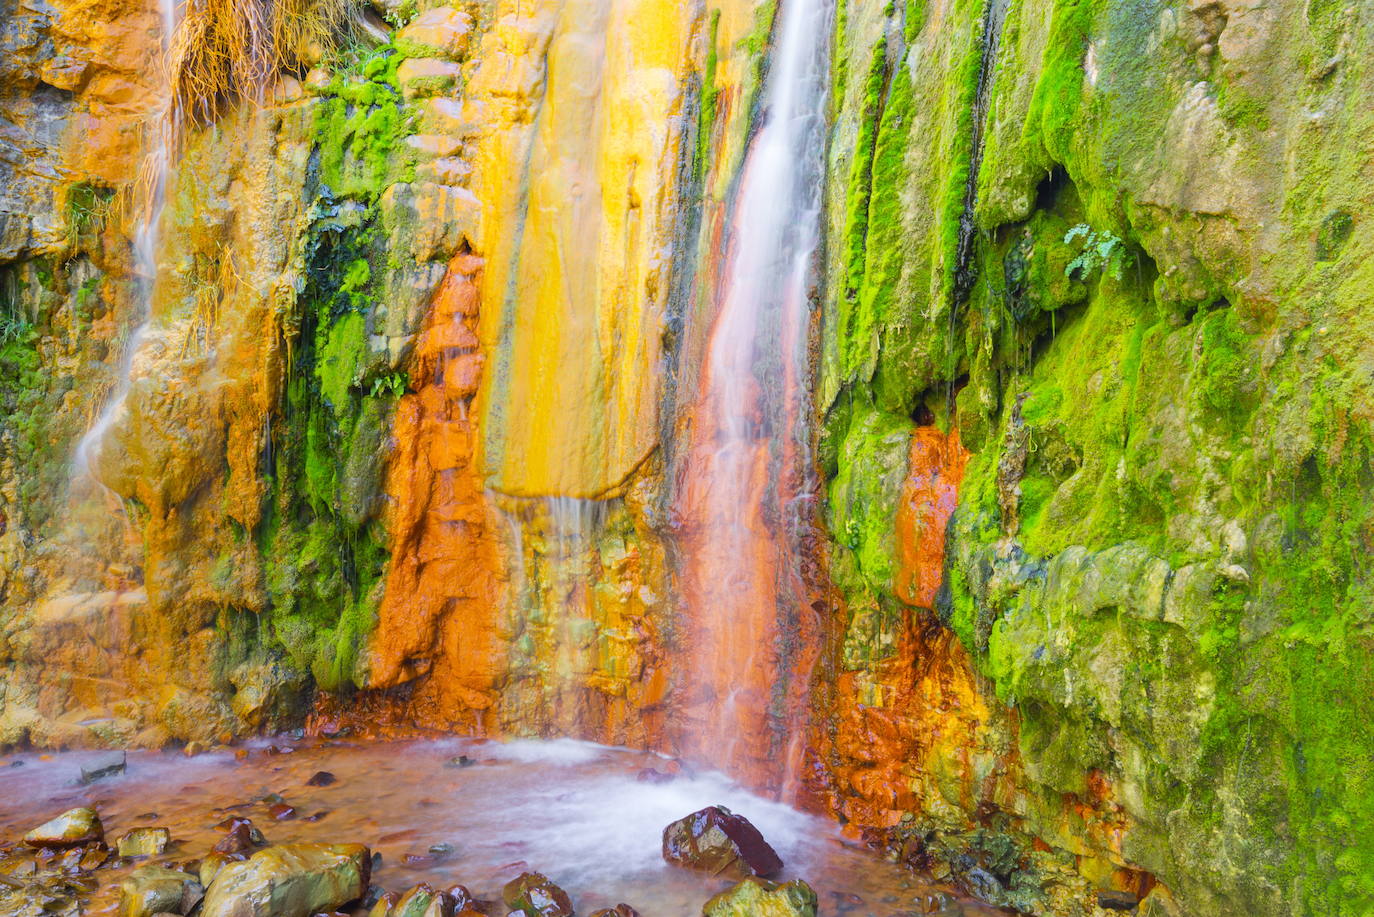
[70,0,181,490]
[677,0,835,793]
[950,0,1012,310]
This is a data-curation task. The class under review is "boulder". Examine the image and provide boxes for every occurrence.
[117,828,172,858]
[23,808,103,848]
[702,878,817,917]
[198,844,371,917]
[661,807,782,880]
[502,872,573,917]
[118,865,203,917]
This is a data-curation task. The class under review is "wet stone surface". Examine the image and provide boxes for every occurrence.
[0,739,1002,917]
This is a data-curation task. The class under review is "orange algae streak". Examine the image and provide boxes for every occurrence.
[894,425,968,609]
[369,253,505,732]
[826,424,987,828]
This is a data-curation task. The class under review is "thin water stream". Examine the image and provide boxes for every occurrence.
[678,0,835,792]
[0,739,999,916]
[70,0,179,487]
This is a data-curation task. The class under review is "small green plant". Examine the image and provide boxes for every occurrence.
[369,370,408,398]
[1063,224,1129,280]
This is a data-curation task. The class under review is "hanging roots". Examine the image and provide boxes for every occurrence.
[170,0,358,120]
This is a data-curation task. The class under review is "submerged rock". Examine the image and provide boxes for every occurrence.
[118,865,203,917]
[588,906,640,917]
[702,877,817,917]
[661,807,782,880]
[79,752,127,785]
[198,844,371,917]
[305,771,337,787]
[117,828,172,858]
[23,809,103,848]
[502,872,573,917]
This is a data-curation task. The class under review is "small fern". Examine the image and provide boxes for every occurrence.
[1064,224,1130,281]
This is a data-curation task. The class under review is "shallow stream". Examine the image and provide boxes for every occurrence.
[0,738,1001,916]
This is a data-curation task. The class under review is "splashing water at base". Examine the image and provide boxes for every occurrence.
[0,739,1000,916]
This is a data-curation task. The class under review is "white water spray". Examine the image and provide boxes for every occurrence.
[680,0,834,788]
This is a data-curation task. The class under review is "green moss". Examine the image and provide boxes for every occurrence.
[695,9,722,181]
[314,45,417,203]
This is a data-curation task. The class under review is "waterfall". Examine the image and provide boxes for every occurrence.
[70,0,180,487]
[678,0,834,792]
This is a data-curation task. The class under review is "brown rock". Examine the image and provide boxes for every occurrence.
[661,806,782,880]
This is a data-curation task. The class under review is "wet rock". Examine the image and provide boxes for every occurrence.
[443,756,476,769]
[703,877,817,917]
[199,852,243,888]
[269,804,297,821]
[587,906,640,917]
[23,809,104,848]
[367,891,399,917]
[661,807,782,880]
[212,818,266,855]
[199,844,371,917]
[118,865,203,917]
[306,772,337,787]
[79,752,127,785]
[78,845,111,871]
[502,872,573,917]
[961,867,1002,900]
[118,828,172,858]
[393,884,455,917]
[635,768,673,784]
[1097,890,1141,911]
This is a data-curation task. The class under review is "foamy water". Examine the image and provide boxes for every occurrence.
[0,739,995,915]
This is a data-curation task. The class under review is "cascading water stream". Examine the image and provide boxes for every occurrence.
[70,0,180,489]
[677,0,834,794]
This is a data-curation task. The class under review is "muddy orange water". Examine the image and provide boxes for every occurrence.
[0,738,1001,916]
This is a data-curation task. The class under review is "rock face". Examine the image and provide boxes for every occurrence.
[661,807,783,880]
[198,844,370,917]
[23,809,102,848]
[702,878,817,917]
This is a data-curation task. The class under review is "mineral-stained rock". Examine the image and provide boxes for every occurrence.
[117,828,171,858]
[118,865,203,917]
[501,873,573,917]
[23,809,103,848]
[198,844,371,917]
[661,807,783,880]
[702,878,817,917]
